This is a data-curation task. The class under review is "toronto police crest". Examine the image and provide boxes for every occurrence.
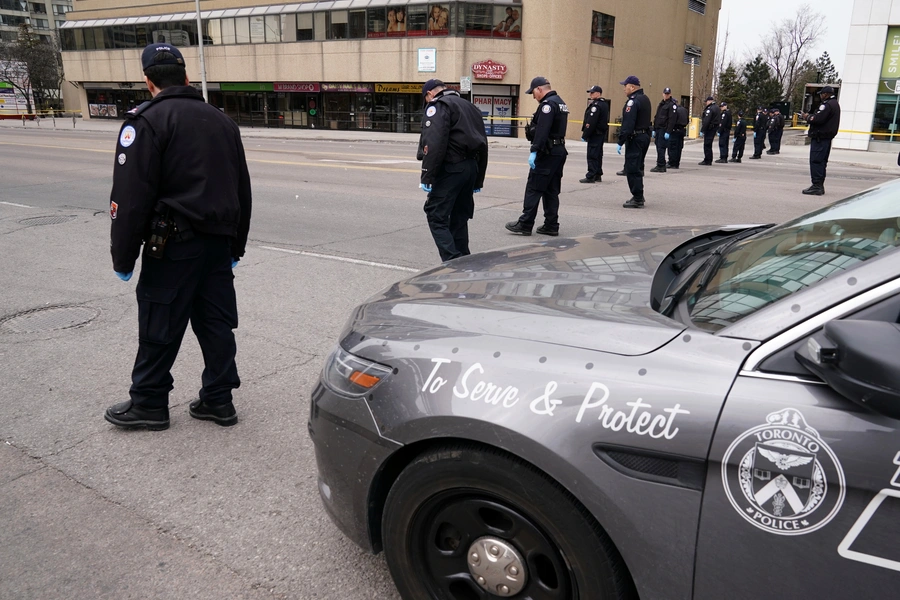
[722,408,845,536]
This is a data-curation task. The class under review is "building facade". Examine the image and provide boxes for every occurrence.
[1,1,73,42]
[837,0,900,151]
[59,0,720,137]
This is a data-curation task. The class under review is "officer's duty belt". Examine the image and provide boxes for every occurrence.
[549,138,565,146]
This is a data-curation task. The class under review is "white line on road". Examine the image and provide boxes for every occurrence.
[0,201,34,208]
[258,245,420,272]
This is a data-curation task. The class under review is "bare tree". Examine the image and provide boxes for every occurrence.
[756,4,826,104]
[0,24,65,113]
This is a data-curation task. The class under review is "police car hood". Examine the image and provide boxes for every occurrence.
[352,228,715,356]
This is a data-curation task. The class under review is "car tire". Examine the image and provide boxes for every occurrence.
[382,444,633,600]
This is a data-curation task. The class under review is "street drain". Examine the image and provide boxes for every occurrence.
[17,215,77,227]
[0,305,100,334]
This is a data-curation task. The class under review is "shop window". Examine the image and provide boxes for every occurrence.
[406,4,427,37]
[392,7,407,36]
[265,15,281,42]
[490,4,521,38]
[220,18,236,45]
[872,94,900,143]
[297,12,313,40]
[250,15,266,44]
[206,19,222,45]
[235,16,250,44]
[329,10,348,39]
[464,4,491,37]
[314,12,326,41]
[428,4,449,35]
[367,7,386,38]
[349,9,366,38]
[591,12,614,46]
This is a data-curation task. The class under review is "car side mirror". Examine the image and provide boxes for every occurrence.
[796,320,900,420]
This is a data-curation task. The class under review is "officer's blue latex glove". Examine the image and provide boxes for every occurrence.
[474,188,481,194]
[664,132,670,140]
[115,271,132,282]
[652,130,656,139]
[528,151,537,169]
[717,132,721,137]
[581,137,585,142]
[700,132,704,138]
[616,145,622,155]
[419,183,432,193]
[231,259,239,269]
[754,132,757,138]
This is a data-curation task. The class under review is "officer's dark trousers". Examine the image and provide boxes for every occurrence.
[519,152,566,229]
[130,234,239,409]
[625,133,650,198]
[702,133,714,163]
[585,137,604,179]
[732,137,746,159]
[718,133,729,159]
[769,130,783,153]
[424,158,477,262]
[654,129,668,166]
[669,129,685,166]
[753,132,765,157]
[809,138,832,185]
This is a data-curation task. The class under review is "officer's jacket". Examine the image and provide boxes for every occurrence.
[418,90,489,187]
[581,98,609,139]
[718,109,732,134]
[768,113,785,131]
[734,117,747,138]
[109,86,252,274]
[653,97,675,132]
[701,103,720,133]
[754,112,769,135]
[807,96,841,140]
[530,91,569,155]
[618,88,652,144]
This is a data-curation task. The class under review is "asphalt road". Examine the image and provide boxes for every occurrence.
[0,126,894,600]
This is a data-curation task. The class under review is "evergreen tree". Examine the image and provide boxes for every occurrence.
[743,55,782,110]
[716,63,746,112]
[814,51,841,84]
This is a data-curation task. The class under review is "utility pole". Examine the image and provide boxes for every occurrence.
[195,0,208,102]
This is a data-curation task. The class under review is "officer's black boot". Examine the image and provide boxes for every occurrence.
[715,158,728,164]
[649,165,666,173]
[535,224,559,236]
[579,177,596,183]
[802,184,825,196]
[505,221,532,235]
[189,398,238,427]
[616,169,626,176]
[622,197,645,209]
[105,400,170,431]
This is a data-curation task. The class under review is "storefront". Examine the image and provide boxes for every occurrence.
[85,84,152,118]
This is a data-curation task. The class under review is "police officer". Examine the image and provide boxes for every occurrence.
[716,101,732,163]
[801,86,841,195]
[730,110,747,162]
[699,96,720,165]
[668,99,688,169]
[105,43,252,430]
[580,85,608,183]
[650,87,676,173]
[506,76,568,235]
[767,107,784,154]
[417,79,489,259]
[749,106,768,159]
[617,75,652,208]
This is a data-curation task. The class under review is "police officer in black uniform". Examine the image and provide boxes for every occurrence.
[750,106,768,159]
[730,110,747,162]
[716,101,732,163]
[105,44,252,430]
[699,96,720,165]
[617,75,652,208]
[580,85,608,183]
[668,99,688,169]
[506,76,568,235]
[650,87,675,173]
[767,107,784,154]
[417,79,489,260]
[801,86,841,195]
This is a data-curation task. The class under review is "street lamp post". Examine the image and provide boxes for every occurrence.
[195,0,208,102]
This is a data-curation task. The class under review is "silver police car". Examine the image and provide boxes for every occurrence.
[310,181,900,599]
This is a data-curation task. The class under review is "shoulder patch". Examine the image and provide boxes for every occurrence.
[426,106,437,117]
[110,201,118,220]
[626,99,634,107]
[119,125,136,148]
[818,104,826,111]
[591,107,597,113]
[425,120,431,127]
[117,153,126,165]
[542,104,552,114]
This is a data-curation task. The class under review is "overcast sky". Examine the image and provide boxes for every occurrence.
[718,0,854,75]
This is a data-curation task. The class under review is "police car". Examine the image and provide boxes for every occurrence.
[309,180,900,599]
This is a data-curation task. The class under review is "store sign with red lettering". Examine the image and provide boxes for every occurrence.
[274,82,320,92]
[472,60,508,80]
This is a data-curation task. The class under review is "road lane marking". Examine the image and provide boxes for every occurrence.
[258,245,420,272]
[0,201,34,208]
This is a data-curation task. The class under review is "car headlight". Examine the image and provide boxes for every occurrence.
[322,347,392,398]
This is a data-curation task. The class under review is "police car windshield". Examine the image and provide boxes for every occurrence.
[687,182,900,331]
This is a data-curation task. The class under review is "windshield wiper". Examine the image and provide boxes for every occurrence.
[694,227,771,293]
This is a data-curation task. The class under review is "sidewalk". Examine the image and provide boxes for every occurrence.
[3,117,898,171]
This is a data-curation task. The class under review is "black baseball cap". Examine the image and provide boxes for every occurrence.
[526,76,550,94]
[663,87,671,94]
[619,75,640,86]
[421,79,445,96]
[719,101,727,106]
[706,95,715,101]
[141,43,185,71]
[821,86,835,95]
[586,85,603,93]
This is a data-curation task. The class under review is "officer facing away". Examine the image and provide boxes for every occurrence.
[580,85,609,183]
[699,96,720,165]
[650,87,675,173]
[801,86,841,195]
[668,99,689,169]
[716,101,732,163]
[506,76,568,235]
[417,79,489,260]
[105,43,252,430]
[767,107,785,154]
[617,75,652,208]
[750,106,769,159]
[731,110,747,162]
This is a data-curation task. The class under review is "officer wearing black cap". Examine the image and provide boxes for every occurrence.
[716,101,732,163]
[801,87,841,195]
[767,107,784,154]
[730,110,747,162]
[617,75,652,208]
[668,99,689,168]
[506,76,568,235]
[699,96,720,165]
[580,85,608,183]
[417,79,489,259]
[650,87,675,173]
[104,43,252,431]
[750,106,768,159]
